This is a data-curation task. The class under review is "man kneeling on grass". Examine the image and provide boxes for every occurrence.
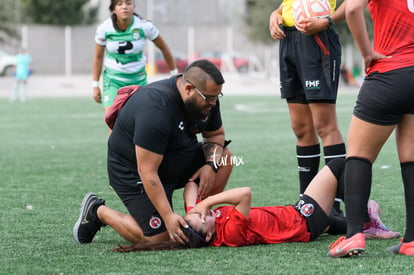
[73,60,233,246]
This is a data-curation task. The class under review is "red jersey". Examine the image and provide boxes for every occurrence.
[210,205,311,247]
[367,0,414,74]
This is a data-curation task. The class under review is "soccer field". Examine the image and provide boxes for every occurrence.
[0,95,410,274]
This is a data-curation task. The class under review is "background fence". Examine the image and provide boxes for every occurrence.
[3,23,277,77]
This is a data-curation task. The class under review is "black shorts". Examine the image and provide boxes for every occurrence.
[279,27,341,101]
[294,194,329,241]
[113,143,206,236]
[353,66,414,125]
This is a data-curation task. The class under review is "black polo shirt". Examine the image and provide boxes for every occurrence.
[107,76,222,191]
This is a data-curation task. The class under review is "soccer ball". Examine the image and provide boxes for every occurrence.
[292,0,331,23]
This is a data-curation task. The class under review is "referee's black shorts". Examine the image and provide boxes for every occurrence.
[279,27,341,102]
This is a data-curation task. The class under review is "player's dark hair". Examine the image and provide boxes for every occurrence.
[112,223,214,252]
[109,0,142,31]
[184,59,225,87]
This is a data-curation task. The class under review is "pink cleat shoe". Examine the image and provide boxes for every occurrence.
[363,200,400,239]
[327,233,366,258]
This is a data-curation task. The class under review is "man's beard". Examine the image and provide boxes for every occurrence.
[184,98,208,128]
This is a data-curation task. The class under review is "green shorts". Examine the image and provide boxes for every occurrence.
[102,70,148,108]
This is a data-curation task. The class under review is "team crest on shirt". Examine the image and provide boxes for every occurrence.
[132,29,140,40]
[149,216,162,229]
[299,203,314,217]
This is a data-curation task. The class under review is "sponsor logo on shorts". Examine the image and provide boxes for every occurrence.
[305,80,320,90]
[149,216,162,229]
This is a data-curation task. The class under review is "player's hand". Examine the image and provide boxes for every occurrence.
[189,165,216,200]
[363,51,391,73]
[189,202,211,224]
[269,10,285,40]
[164,212,189,244]
[295,17,327,35]
[93,87,102,103]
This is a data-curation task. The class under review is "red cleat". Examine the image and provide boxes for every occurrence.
[327,233,366,258]
[387,239,414,256]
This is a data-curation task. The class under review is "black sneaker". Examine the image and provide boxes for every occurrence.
[73,192,105,244]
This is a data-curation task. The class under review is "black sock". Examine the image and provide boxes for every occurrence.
[324,158,347,234]
[401,162,414,242]
[324,143,346,211]
[326,158,345,201]
[344,157,372,238]
[323,143,346,164]
[327,213,347,235]
[297,144,320,194]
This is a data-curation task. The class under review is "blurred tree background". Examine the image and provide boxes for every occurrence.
[21,0,99,25]
[0,1,20,43]
[0,0,98,44]
[0,0,98,35]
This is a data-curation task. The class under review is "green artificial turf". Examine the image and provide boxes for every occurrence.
[0,95,410,274]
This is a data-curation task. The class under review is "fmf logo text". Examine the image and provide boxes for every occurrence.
[305,80,320,89]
